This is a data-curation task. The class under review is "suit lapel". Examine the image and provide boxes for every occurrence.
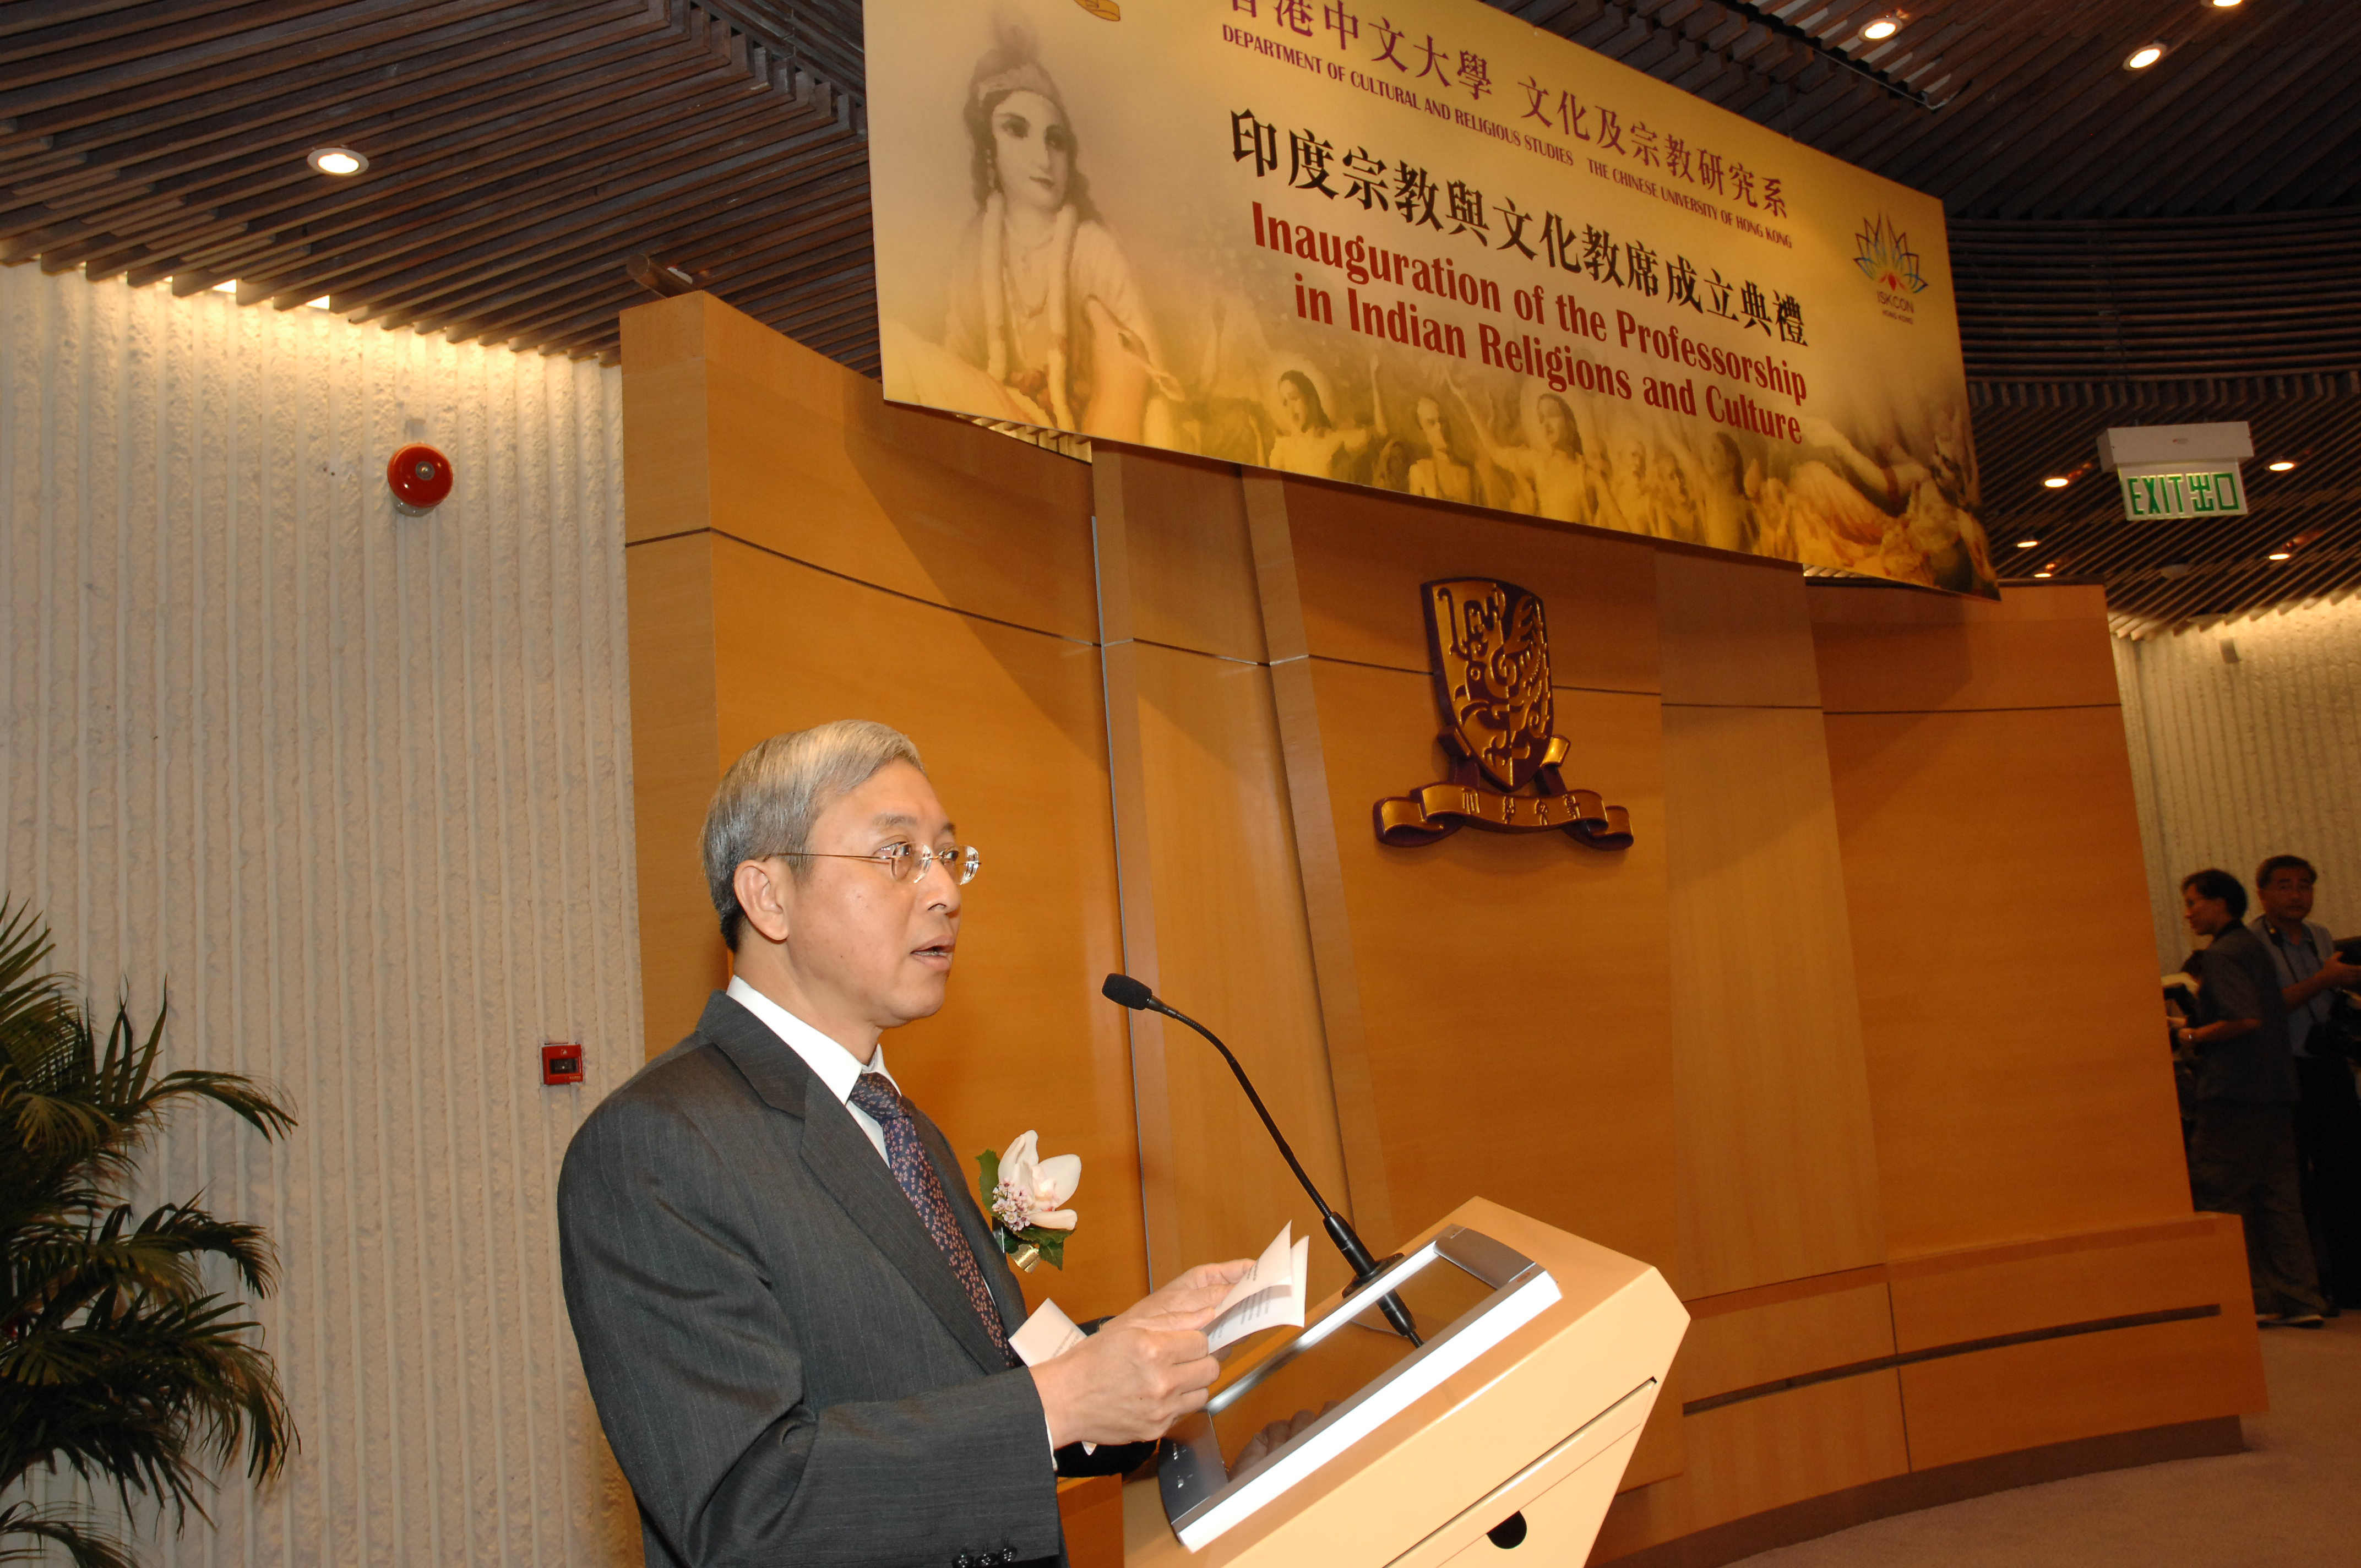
[703,992,1009,1374]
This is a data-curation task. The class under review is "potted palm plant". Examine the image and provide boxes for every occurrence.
[0,900,297,1568]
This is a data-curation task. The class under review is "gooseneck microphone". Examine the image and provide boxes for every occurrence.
[1101,973,1421,1346]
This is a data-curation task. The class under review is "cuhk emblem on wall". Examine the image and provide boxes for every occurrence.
[1373,579,1633,850]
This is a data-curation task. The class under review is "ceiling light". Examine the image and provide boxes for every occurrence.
[306,146,367,176]
[305,296,332,309]
[210,279,239,294]
[2125,43,2167,69]
[2207,0,2241,8]
[2015,538,2040,549]
[2267,459,2295,472]
[1862,16,1902,41]
[2042,476,2070,488]
[2267,550,2292,561]
[2033,570,2054,579]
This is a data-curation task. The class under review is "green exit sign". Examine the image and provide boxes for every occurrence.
[2120,466,2246,520]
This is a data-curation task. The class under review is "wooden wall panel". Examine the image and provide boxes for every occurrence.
[1809,580,2120,714]
[1094,447,1348,1293]
[1819,698,2190,1255]
[1278,478,1661,697]
[622,292,1100,640]
[1655,553,1821,710]
[1656,551,1881,1299]
[1814,581,2189,1259]
[1307,660,1677,1271]
[625,532,727,1058]
[1662,701,1884,1295]
[1597,1281,1906,1556]
[1888,1215,2265,1467]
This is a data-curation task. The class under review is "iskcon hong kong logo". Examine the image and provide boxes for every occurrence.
[1856,214,1926,322]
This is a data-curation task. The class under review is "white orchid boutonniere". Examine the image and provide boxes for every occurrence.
[976,1130,1080,1271]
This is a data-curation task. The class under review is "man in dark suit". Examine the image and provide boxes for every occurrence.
[2176,867,2326,1327]
[560,721,1248,1566]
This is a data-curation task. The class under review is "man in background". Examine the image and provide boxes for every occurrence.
[2253,854,2361,1313]
[2176,868,2326,1327]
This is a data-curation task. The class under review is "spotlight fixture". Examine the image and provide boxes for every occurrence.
[1862,15,1902,41]
[2125,43,2167,69]
[2015,538,2040,549]
[2267,551,2292,562]
[2042,476,2070,489]
[306,146,367,176]
[2266,459,2296,472]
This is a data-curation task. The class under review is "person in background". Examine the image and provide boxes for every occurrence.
[2175,868,2327,1327]
[2253,854,2361,1313]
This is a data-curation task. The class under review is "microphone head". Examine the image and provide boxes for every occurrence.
[1101,973,1155,1010]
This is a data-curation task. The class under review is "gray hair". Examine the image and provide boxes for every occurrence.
[703,720,926,949]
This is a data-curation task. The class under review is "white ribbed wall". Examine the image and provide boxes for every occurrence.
[0,268,641,1566]
[2116,597,2361,972]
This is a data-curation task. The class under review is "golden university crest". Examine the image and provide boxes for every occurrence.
[1373,579,1633,850]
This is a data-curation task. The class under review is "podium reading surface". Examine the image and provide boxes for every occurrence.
[1124,1198,1687,1566]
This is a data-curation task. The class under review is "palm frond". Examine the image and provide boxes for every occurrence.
[0,897,301,1535]
[0,901,79,1086]
[0,1503,135,1568]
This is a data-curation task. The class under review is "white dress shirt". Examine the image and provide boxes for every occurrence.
[726,975,899,1162]
[723,977,1063,1458]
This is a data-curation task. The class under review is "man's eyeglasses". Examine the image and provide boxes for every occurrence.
[775,843,981,886]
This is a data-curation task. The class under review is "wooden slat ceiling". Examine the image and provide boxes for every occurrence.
[1970,388,2358,635]
[0,0,873,366]
[4,0,2356,628]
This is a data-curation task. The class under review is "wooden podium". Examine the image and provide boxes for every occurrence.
[1119,1198,1687,1567]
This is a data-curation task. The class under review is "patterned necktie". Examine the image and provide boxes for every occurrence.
[848,1072,1016,1366]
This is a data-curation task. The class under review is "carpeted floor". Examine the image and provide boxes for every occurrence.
[1737,1316,2361,1567]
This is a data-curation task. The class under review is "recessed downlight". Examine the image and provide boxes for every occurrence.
[2267,551,2292,562]
[1862,15,1902,41]
[307,146,367,176]
[2207,0,2241,9]
[2125,43,2167,69]
[2267,459,2296,472]
[2032,570,2054,579]
[2042,476,2070,489]
[2015,538,2040,549]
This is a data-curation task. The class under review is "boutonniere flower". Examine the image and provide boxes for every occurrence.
[976,1130,1080,1271]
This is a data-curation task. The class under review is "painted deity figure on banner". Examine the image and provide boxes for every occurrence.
[882,30,1179,442]
[1266,364,1379,482]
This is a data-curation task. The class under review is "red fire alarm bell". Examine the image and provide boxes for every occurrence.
[387,444,454,514]
[541,1042,585,1085]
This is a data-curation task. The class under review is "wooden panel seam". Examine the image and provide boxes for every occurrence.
[1682,1305,2222,1415]
[1243,475,1398,1251]
[1094,453,1184,1286]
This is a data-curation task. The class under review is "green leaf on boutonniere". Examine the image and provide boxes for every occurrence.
[976,1147,1000,1208]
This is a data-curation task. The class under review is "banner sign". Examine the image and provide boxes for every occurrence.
[869,0,1997,596]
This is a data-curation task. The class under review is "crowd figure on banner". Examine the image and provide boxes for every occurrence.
[2169,856,2361,1329]
[879,25,1996,598]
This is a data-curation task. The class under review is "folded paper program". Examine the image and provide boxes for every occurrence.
[1206,1224,1311,1354]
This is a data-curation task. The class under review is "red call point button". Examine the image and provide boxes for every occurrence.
[541,1043,584,1085]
